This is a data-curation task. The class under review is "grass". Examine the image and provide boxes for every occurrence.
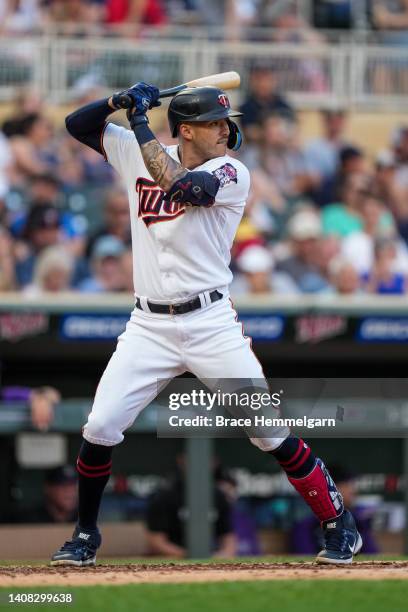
[0,581,408,612]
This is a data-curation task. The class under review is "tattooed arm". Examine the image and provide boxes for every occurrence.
[139,134,187,193]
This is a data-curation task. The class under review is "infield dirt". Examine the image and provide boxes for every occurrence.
[0,561,407,586]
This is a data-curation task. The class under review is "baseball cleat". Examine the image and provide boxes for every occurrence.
[50,526,101,566]
[316,509,363,565]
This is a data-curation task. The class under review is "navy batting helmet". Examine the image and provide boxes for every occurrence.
[168,86,243,150]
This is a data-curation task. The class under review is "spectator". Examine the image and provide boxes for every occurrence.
[319,145,368,207]
[363,238,407,295]
[0,226,16,291]
[230,244,299,295]
[0,129,13,197]
[341,193,399,275]
[2,86,45,139]
[146,456,236,558]
[8,113,58,188]
[24,245,75,295]
[328,258,362,295]
[275,208,330,293]
[239,65,295,144]
[305,107,350,203]
[13,466,78,523]
[86,188,131,256]
[241,113,317,211]
[104,0,167,34]
[15,204,63,287]
[322,173,368,238]
[120,248,134,292]
[78,235,126,292]
[0,383,60,431]
[0,0,44,35]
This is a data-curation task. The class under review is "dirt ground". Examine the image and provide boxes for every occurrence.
[0,561,407,587]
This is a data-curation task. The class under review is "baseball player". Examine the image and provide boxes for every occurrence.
[51,83,361,566]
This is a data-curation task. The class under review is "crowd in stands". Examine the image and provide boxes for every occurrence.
[1,61,408,296]
[0,1,407,38]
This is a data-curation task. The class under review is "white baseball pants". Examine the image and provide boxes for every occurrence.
[83,296,289,451]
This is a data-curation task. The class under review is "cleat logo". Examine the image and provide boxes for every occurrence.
[326,522,337,529]
[78,533,90,540]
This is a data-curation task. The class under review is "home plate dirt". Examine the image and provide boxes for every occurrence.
[0,562,407,586]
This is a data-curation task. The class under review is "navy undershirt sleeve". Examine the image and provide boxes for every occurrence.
[65,98,116,154]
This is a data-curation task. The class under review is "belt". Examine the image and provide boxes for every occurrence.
[135,290,223,315]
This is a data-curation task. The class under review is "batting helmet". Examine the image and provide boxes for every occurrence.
[168,86,243,150]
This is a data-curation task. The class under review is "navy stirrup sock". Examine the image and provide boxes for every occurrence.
[76,440,113,531]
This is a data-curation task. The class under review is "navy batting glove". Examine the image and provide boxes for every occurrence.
[112,82,161,113]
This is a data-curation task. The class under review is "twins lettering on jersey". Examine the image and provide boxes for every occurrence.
[136,163,238,227]
[136,178,185,227]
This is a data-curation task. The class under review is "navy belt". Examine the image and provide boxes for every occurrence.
[135,290,223,315]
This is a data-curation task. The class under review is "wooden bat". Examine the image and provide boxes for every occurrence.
[116,71,240,109]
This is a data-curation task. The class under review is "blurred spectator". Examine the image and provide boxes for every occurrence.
[104,0,167,33]
[328,257,362,295]
[23,245,75,295]
[14,466,78,523]
[78,235,126,292]
[305,107,351,205]
[0,0,44,35]
[1,383,60,431]
[372,0,408,43]
[314,0,353,30]
[239,65,295,144]
[86,188,131,256]
[275,208,330,293]
[15,204,63,286]
[373,149,408,244]
[0,226,16,291]
[2,86,45,139]
[230,244,299,295]
[0,130,13,197]
[341,193,400,275]
[323,174,396,240]
[42,0,104,35]
[215,467,260,556]
[120,248,134,292]
[322,173,368,238]
[241,113,317,212]
[290,464,379,554]
[146,456,236,558]
[319,145,368,207]
[362,238,407,294]
[8,113,58,188]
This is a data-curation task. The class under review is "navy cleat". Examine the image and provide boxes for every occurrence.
[50,526,101,567]
[316,509,363,565]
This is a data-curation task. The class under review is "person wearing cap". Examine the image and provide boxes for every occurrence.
[86,188,131,258]
[15,204,63,287]
[78,235,127,293]
[239,65,295,144]
[275,208,330,293]
[231,244,299,295]
[12,466,78,524]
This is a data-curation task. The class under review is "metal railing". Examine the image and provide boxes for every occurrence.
[1,36,408,110]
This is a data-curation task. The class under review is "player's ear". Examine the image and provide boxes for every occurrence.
[179,123,193,142]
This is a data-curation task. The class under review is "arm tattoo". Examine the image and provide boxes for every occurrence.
[140,138,187,192]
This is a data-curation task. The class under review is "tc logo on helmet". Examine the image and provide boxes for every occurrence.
[218,94,230,108]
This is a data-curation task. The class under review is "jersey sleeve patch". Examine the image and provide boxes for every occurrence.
[212,163,238,188]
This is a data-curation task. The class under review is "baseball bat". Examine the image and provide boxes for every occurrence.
[115,71,241,110]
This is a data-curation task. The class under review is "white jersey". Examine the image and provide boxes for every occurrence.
[102,122,250,301]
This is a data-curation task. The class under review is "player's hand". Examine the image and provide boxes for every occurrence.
[112,82,161,114]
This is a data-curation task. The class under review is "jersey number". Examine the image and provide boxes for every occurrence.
[136,178,185,227]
